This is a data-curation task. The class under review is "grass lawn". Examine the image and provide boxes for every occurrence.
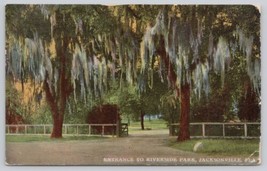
[6,135,107,142]
[169,138,260,157]
[128,119,168,131]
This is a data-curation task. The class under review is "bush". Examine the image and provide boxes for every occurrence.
[87,104,121,135]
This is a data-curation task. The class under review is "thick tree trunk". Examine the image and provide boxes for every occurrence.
[177,83,190,141]
[156,36,191,141]
[43,11,71,138]
[43,77,63,139]
[140,110,145,130]
[51,113,64,138]
[46,11,72,138]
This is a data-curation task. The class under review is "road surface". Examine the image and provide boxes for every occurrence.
[6,129,258,165]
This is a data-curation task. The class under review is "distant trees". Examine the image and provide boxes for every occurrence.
[102,73,167,130]
[6,82,25,125]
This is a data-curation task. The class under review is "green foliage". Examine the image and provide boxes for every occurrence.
[29,105,52,124]
[160,91,180,124]
[103,82,141,121]
[101,72,169,122]
[191,73,230,122]
[191,49,260,122]
[238,85,260,122]
[6,81,23,118]
[64,97,94,124]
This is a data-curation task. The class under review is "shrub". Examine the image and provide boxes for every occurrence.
[87,104,121,135]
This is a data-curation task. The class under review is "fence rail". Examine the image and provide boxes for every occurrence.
[5,124,129,137]
[169,122,260,139]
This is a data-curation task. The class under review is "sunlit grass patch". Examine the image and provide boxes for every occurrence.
[128,119,168,131]
[169,138,260,157]
[6,135,107,142]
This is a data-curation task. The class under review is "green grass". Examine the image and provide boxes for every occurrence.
[128,119,168,131]
[169,139,260,157]
[6,135,107,142]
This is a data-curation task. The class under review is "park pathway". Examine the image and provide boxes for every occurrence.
[6,129,203,165]
[6,129,255,165]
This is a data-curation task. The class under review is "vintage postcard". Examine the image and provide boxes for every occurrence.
[5,4,261,166]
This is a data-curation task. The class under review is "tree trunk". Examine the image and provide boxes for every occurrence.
[43,11,71,138]
[177,83,190,141]
[51,114,63,138]
[45,10,72,138]
[43,76,64,139]
[140,110,145,130]
[156,35,190,141]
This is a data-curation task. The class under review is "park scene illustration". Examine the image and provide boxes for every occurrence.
[5,5,260,165]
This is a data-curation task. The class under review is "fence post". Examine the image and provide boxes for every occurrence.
[25,125,27,135]
[244,123,248,137]
[16,125,18,134]
[112,124,115,137]
[77,125,79,135]
[44,125,46,134]
[202,123,205,138]
[102,125,104,136]
[222,123,225,137]
[116,120,120,137]
[65,125,67,134]
[89,125,91,135]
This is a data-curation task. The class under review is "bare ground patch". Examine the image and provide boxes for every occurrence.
[6,132,202,165]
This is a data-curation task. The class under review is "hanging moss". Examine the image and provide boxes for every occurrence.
[213,36,231,86]
[235,27,260,95]
[7,5,260,108]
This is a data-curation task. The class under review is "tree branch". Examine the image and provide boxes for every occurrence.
[156,35,180,97]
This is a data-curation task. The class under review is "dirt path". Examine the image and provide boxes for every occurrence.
[6,130,256,166]
[6,130,196,165]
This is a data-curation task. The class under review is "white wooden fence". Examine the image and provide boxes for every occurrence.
[6,122,260,139]
[169,122,260,138]
[6,124,118,137]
